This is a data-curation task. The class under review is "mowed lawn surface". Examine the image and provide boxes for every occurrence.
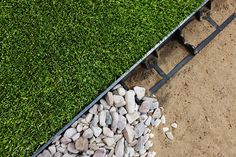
[0,0,203,156]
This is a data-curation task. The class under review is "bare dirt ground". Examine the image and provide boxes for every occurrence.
[126,0,236,156]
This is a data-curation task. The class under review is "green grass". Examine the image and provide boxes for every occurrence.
[0,0,203,156]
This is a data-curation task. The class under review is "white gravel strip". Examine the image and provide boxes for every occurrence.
[37,85,177,157]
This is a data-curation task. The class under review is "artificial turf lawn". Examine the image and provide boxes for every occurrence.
[0,0,203,156]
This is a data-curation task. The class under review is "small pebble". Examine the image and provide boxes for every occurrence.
[117,87,126,96]
[113,84,121,90]
[91,126,102,137]
[75,137,88,152]
[89,105,98,114]
[126,112,140,124]
[165,131,174,140]
[93,148,106,157]
[48,145,56,154]
[72,132,80,141]
[103,127,114,137]
[83,128,93,139]
[76,124,83,132]
[67,143,78,154]
[161,115,166,124]
[162,127,169,133]
[171,122,178,129]
[105,92,114,106]
[118,107,127,115]
[148,151,156,157]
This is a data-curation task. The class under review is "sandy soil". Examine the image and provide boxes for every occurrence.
[153,19,236,157]
[126,0,236,156]
[182,19,215,47]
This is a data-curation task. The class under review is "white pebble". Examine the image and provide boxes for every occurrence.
[113,84,121,90]
[162,127,169,133]
[149,133,154,138]
[72,132,80,141]
[76,124,83,132]
[117,87,126,96]
[154,119,161,128]
[165,131,174,140]
[48,145,56,154]
[64,128,77,139]
[161,115,166,124]
[171,122,178,129]
[134,86,146,100]
[148,151,156,157]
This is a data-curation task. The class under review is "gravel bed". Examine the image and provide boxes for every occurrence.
[37,85,176,157]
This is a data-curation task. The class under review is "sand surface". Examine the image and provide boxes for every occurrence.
[126,0,236,156]
[153,19,236,157]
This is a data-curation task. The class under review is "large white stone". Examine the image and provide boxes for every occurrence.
[93,148,106,157]
[114,134,123,142]
[111,111,119,132]
[113,95,126,107]
[54,152,62,157]
[60,136,71,145]
[103,137,115,147]
[161,115,166,124]
[42,150,51,157]
[106,111,113,125]
[71,132,80,141]
[134,136,144,151]
[91,126,102,137]
[125,90,136,114]
[149,101,159,110]
[75,137,88,152]
[64,128,77,139]
[125,147,135,157]
[123,124,134,143]
[48,145,56,154]
[100,99,111,110]
[67,143,79,154]
[117,87,126,96]
[134,86,145,100]
[126,112,140,124]
[103,127,114,137]
[91,115,99,126]
[105,92,114,106]
[76,124,83,132]
[89,104,98,114]
[115,138,124,157]
[117,115,127,131]
[152,108,161,119]
[118,107,127,115]
[139,101,151,113]
[85,113,93,123]
[99,110,107,127]
[134,123,145,138]
[82,128,93,139]
[145,116,152,126]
